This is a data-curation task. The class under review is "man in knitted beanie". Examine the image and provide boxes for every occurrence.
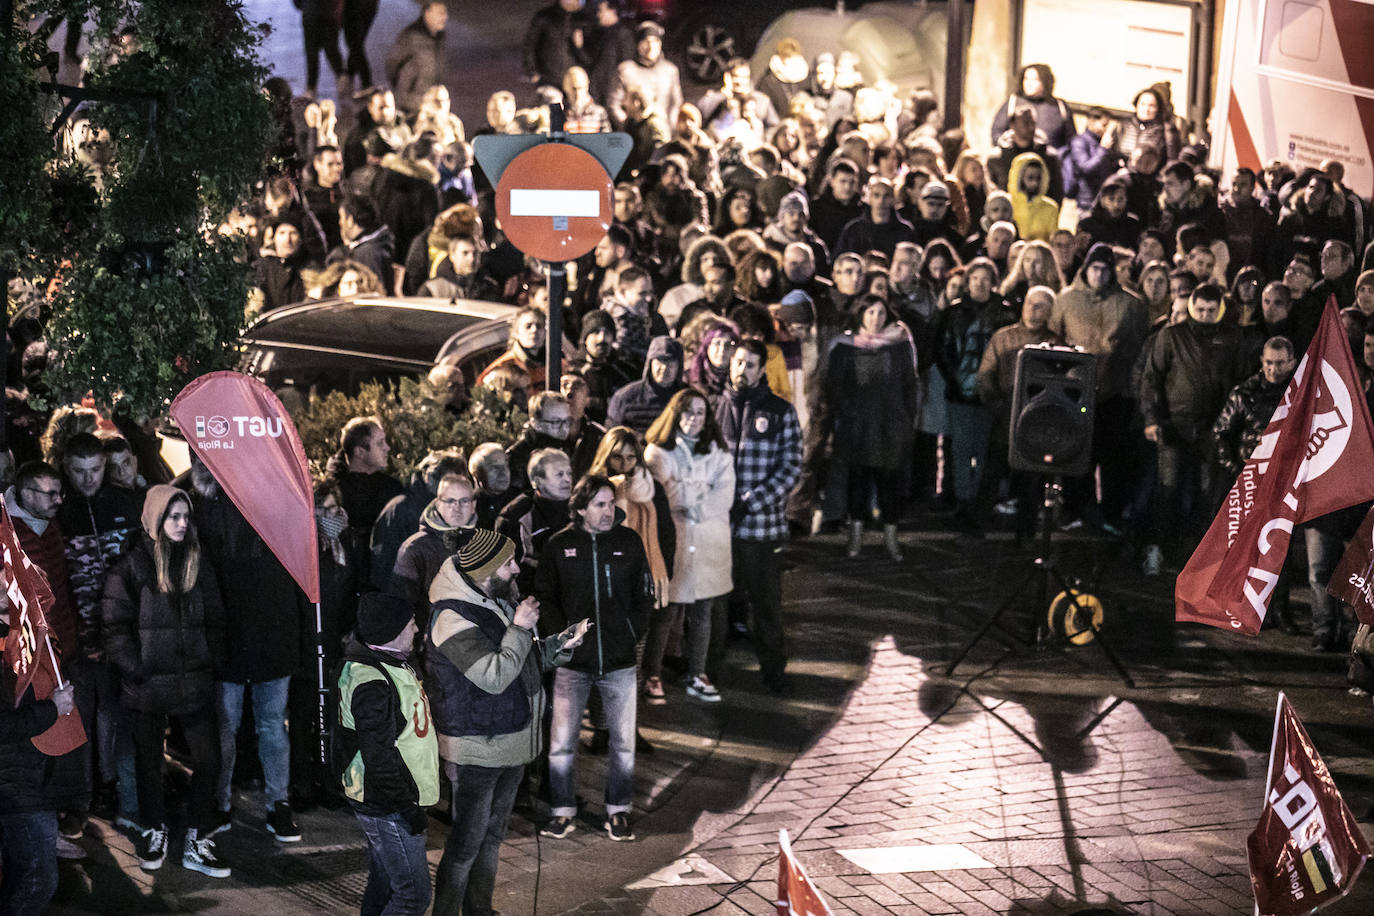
[425,529,586,914]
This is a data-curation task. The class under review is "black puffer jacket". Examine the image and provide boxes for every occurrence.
[0,679,60,814]
[534,521,653,675]
[1212,370,1289,477]
[102,534,225,715]
[196,485,307,683]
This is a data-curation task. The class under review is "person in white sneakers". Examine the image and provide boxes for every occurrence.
[643,390,734,704]
[101,485,230,878]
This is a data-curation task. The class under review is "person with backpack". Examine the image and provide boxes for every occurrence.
[336,592,440,916]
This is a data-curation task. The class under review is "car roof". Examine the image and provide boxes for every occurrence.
[242,296,518,367]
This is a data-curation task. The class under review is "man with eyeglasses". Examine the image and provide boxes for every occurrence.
[504,392,575,494]
[6,462,76,672]
[371,448,468,591]
[5,461,85,859]
[390,474,478,634]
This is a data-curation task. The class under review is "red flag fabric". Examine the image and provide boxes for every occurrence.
[170,372,320,602]
[1,503,87,755]
[1177,299,1374,633]
[1249,693,1369,915]
[776,829,834,916]
[2,502,56,703]
[1327,503,1374,626]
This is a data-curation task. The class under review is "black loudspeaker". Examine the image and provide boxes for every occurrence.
[1009,345,1097,476]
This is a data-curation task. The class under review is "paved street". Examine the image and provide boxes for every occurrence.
[34,5,1374,912]
[46,525,1374,914]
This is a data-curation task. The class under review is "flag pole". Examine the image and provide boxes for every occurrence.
[43,633,66,693]
[1254,692,1285,916]
[316,600,327,768]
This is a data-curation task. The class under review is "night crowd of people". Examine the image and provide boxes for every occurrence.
[6,0,1374,913]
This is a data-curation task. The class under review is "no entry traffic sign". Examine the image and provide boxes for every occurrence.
[494,143,613,262]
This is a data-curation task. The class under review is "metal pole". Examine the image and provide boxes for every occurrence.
[944,0,966,132]
[45,634,67,691]
[545,102,566,392]
[546,263,565,389]
[316,600,328,767]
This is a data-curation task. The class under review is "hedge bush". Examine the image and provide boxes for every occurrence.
[291,377,527,480]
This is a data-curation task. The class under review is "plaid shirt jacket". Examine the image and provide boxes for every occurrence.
[715,382,803,542]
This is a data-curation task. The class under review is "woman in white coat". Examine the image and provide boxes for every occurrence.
[642,389,736,703]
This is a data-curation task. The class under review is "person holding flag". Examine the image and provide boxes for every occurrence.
[1177,295,1374,635]
[1,622,75,914]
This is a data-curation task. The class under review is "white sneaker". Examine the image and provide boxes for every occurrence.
[182,829,231,878]
[685,675,721,703]
[1142,544,1163,577]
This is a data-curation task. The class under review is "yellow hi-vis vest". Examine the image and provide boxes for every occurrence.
[338,658,440,808]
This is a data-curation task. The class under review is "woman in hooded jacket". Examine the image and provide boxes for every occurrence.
[687,321,742,397]
[825,294,920,561]
[643,390,735,703]
[102,485,230,878]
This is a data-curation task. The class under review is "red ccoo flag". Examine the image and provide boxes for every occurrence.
[1,501,54,703]
[776,829,834,916]
[1249,693,1369,915]
[1177,298,1374,633]
[1,502,86,755]
[1326,503,1374,626]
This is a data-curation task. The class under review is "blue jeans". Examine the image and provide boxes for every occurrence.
[72,659,138,820]
[0,809,58,916]
[354,811,431,916]
[548,665,636,817]
[1306,525,1348,647]
[433,763,522,916]
[946,402,992,503]
[216,676,291,810]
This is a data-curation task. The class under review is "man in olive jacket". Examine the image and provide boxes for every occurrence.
[426,530,582,915]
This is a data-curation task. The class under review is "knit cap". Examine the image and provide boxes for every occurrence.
[357,592,415,646]
[457,529,515,583]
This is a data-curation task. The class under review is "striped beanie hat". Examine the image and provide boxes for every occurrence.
[456,529,515,582]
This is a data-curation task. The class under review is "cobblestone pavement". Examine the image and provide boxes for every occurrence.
[47,527,1374,914]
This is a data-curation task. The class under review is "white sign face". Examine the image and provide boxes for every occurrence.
[1019,0,1195,111]
[508,189,601,218]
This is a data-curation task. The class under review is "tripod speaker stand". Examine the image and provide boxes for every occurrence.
[943,478,1135,688]
[943,345,1135,687]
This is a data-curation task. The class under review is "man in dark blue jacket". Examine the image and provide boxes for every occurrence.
[606,336,685,436]
[1063,108,1122,214]
[535,475,653,842]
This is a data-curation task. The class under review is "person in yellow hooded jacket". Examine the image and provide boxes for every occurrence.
[1008,151,1061,243]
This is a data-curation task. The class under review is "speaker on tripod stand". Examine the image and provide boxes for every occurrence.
[1008,345,1096,477]
[946,345,1136,687]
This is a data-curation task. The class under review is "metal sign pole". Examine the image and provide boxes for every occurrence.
[546,262,565,390]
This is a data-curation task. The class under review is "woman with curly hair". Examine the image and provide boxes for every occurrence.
[310,258,385,299]
[712,187,764,237]
[735,247,782,305]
